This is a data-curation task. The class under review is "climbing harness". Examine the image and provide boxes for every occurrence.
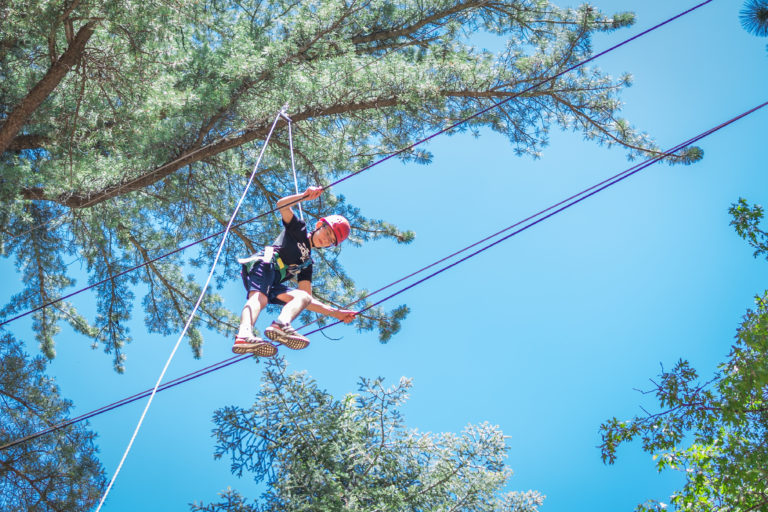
[238,246,313,287]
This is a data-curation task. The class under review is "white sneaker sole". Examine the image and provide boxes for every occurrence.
[264,326,310,350]
[232,340,278,357]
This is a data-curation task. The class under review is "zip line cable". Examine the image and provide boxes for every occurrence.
[3,1,493,242]
[338,99,768,326]
[0,0,714,330]
[93,110,286,512]
[5,97,766,454]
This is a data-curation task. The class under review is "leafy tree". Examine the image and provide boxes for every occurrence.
[0,330,106,511]
[1,0,699,370]
[740,0,768,37]
[191,357,543,512]
[730,197,768,260]
[599,199,768,512]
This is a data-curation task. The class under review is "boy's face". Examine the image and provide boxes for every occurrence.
[311,223,337,248]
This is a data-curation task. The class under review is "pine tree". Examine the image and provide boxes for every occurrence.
[1,0,699,370]
[740,0,768,37]
[191,357,543,512]
[0,331,106,511]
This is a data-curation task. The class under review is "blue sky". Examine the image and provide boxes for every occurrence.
[2,1,767,511]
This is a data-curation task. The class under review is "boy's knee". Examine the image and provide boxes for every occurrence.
[290,290,311,306]
[248,291,268,308]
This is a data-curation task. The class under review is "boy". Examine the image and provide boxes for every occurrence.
[233,186,357,356]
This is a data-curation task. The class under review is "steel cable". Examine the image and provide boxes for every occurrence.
[3,97,765,454]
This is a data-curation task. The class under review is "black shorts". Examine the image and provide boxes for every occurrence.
[241,260,290,305]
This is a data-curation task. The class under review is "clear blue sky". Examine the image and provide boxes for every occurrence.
[2,1,767,511]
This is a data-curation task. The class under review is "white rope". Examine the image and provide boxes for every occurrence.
[95,109,286,511]
[282,106,303,221]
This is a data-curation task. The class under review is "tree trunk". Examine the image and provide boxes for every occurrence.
[0,19,99,155]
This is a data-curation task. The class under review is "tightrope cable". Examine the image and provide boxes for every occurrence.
[334,100,768,325]
[0,0,714,329]
[5,97,765,455]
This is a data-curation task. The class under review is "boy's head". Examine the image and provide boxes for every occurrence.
[312,215,350,248]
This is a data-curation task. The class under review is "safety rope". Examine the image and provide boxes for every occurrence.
[0,0,714,330]
[5,97,766,454]
[282,107,304,221]
[280,105,341,339]
[93,109,286,511]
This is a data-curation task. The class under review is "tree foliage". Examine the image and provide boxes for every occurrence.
[191,357,543,512]
[730,198,768,260]
[1,0,698,370]
[740,0,768,37]
[599,199,768,512]
[0,330,105,511]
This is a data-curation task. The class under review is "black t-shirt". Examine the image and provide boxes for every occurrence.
[272,215,313,283]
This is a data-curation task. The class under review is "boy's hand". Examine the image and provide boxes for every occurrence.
[303,186,323,201]
[334,309,358,323]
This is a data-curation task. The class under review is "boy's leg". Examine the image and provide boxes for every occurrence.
[276,289,311,325]
[233,260,281,355]
[237,291,267,338]
[233,290,277,357]
[264,290,312,350]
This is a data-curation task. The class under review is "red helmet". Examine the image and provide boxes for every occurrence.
[316,215,350,246]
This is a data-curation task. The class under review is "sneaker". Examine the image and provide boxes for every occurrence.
[232,335,278,357]
[264,321,310,350]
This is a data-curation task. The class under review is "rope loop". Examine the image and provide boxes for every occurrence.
[284,104,304,221]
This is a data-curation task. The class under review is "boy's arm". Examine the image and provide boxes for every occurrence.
[277,186,323,224]
[297,280,357,323]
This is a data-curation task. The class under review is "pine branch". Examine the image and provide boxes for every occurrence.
[351,0,488,45]
[0,19,100,155]
[18,97,400,208]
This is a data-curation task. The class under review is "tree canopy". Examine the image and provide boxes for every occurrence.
[192,357,543,512]
[0,330,105,511]
[599,198,768,512]
[1,0,698,370]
